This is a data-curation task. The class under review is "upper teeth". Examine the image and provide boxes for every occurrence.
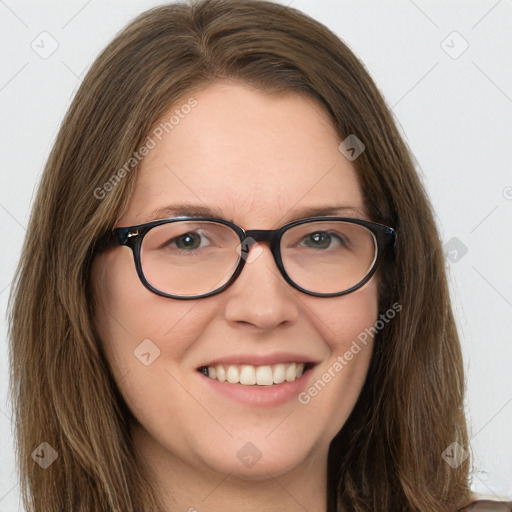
[203,363,306,386]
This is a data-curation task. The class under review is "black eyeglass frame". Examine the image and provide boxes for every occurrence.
[111,216,396,299]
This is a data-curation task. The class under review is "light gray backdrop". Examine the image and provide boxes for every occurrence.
[1,0,511,509]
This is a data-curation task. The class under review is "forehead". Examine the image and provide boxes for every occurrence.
[118,81,365,228]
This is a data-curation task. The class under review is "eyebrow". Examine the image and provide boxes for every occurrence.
[144,203,367,224]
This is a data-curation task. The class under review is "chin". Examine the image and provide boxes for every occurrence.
[195,433,322,481]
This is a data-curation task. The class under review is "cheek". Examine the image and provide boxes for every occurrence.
[91,250,223,451]
[298,279,379,438]
[90,249,215,383]
[312,278,379,349]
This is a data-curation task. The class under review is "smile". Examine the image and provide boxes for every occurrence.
[197,362,314,386]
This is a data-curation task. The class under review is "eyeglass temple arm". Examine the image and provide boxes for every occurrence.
[94,227,133,254]
[384,227,396,247]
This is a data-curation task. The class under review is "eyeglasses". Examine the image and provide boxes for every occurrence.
[111,216,396,299]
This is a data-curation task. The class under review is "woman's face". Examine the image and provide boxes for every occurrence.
[92,81,378,483]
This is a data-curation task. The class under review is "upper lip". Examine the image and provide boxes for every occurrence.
[198,352,320,368]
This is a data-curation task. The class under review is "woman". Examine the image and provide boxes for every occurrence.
[8,0,498,510]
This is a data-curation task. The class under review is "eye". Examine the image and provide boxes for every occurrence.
[300,231,346,249]
[170,230,210,251]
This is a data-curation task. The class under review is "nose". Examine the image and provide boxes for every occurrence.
[223,242,300,331]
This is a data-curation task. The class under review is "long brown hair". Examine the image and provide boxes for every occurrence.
[9,0,476,510]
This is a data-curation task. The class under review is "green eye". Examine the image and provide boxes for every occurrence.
[304,232,332,249]
[174,233,203,250]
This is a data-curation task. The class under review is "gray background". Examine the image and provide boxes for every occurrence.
[1,0,511,509]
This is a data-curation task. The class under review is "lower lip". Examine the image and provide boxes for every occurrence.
[198,368,314,407]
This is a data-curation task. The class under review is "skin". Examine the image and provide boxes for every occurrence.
[91,81,379,512]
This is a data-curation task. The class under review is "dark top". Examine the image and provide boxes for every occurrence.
[465,500,512,511]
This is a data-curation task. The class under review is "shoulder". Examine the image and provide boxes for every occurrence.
[464,499,512,511]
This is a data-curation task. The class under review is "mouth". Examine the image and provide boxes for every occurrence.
[196,362,316,386]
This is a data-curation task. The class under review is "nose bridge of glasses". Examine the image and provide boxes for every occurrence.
[239,229,280,263]
[243,229,276,245]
